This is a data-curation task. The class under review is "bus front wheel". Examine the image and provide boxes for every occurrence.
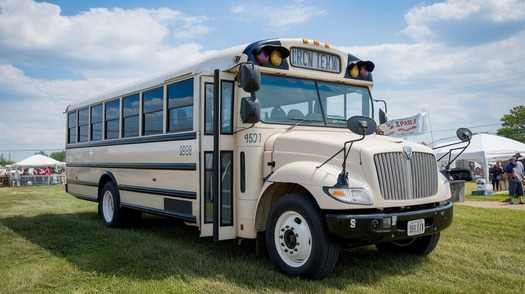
[266,193,340,279]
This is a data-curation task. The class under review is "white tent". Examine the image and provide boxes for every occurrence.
[14,154,64,168]
[434,134,525,182]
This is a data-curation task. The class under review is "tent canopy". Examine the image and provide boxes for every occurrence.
[14,154,64,168]
[434,134,525,181]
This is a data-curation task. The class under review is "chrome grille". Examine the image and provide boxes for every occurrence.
[374,152,438,200]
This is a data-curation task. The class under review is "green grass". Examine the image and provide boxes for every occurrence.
[464,180,515,202]
[1,186,525,293]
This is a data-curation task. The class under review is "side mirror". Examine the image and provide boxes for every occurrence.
[456,128,472,142]
[239,63,260,93]
[347,116,377,135]
[240,96,260,123]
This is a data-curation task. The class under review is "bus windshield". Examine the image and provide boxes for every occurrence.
[258,75,372,127]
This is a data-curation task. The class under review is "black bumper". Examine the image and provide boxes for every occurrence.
[325,201,453,244]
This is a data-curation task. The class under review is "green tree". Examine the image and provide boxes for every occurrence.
[50,151,66,162]
[0,153,15,166]
[497,105,525,143]
[35,150,49,156]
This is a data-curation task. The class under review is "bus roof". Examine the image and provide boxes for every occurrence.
[66,44,248,112]
[66,38,373,112]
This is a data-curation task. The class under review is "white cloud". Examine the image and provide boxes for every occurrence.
[401,0,525,42]
[0,0,214,73]
[230,0,326,30]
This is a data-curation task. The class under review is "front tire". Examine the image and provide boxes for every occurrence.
[266,193,339,279]
[375,232,441,256]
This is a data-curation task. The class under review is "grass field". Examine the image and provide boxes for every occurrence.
[1,185,524,293]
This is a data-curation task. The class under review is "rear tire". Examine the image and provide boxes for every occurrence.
[266,193,339,279]
[375,232,441,256]
[99,181,127,228]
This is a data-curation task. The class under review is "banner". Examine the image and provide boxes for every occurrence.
[383,112,428,138]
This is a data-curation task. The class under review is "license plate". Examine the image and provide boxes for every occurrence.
[407,219,425,236]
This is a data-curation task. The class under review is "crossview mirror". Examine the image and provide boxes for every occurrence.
[347,116,377,136]
[456,128,472,142]
[239,62,260,93]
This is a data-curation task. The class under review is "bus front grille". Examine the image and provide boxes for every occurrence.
[374,152,438,201]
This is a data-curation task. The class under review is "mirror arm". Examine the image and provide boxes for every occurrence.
[316,128,368,170]
[444,140,471,171]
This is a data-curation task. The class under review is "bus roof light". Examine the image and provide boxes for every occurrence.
[254,45,290,67]
[347,60,375,79]
[256,48,270,65]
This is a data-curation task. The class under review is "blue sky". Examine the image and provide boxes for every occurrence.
[1,0,524,162]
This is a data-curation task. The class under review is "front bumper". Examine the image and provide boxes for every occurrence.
[325,201,453,244]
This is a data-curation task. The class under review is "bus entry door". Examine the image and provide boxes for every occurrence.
[200,72,236,240]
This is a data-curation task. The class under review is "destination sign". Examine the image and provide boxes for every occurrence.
[290,48,341,73]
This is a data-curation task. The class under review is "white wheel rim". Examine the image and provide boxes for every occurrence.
[102,190,114,223]
[273,210,312,267]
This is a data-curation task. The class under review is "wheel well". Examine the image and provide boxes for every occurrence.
[255,182,316,233]
[98,173,117,202]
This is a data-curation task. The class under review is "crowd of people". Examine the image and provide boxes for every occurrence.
[489,153,524,204]
[1,166,65,187]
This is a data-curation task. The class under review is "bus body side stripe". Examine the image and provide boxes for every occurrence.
[68,180,196,200]
[119,185,197,199]
[66,132,197,149]
[66,162,196,170]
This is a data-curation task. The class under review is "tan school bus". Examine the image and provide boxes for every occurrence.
[65,38,458,279]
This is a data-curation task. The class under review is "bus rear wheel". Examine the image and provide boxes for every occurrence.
[266,193,339,279]
[99,181,126,228]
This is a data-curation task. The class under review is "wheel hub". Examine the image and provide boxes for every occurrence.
[281,226,299,250]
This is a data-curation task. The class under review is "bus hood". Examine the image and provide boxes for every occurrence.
[264,129,432,167]
[263,129,446,208]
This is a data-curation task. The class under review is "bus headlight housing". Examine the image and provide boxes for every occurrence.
[326,187,373,205]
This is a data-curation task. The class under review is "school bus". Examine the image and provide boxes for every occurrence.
[65,38,456,279]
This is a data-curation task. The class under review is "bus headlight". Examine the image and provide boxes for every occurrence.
[326,188,373,205]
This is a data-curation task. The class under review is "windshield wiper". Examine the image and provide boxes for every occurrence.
[286,118,323,131]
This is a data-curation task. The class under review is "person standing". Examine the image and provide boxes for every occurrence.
[505,154,524,204]
[490,162,504,191]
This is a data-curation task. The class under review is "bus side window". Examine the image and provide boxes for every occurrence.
[123,93,139,138]
[78,108,89,142]
[68,111,77,143]
[168,78,194,133]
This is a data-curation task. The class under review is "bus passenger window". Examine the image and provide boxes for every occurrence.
[91,104,102,141]
[68,112,77,143]
[167,78,194,133]
[105,99,120,139]
[123,93,139,137]
[142,87,163,136]
[78,108,88,142]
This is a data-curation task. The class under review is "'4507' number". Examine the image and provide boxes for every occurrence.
[244,133,262,144]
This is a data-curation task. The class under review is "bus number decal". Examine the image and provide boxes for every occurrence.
[244,133,262,144]
[180,145,192,156]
